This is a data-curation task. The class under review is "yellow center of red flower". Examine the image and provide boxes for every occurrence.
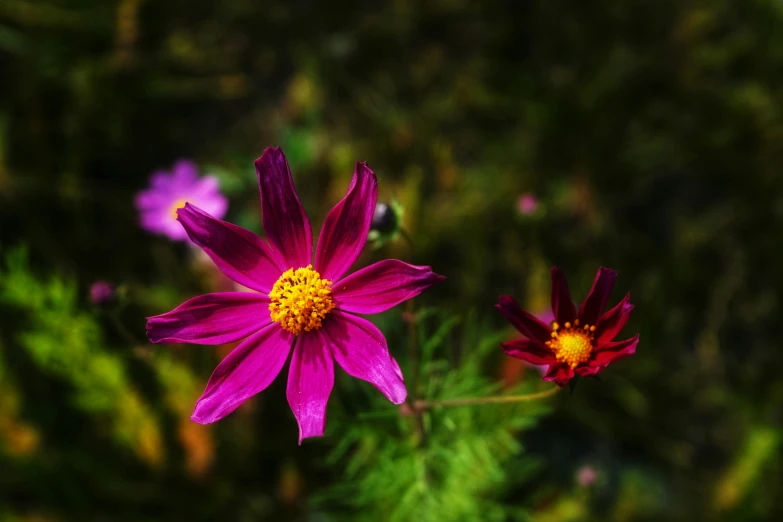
[170,199,188,219]
[546,319,595,369]
[268,265,335,336]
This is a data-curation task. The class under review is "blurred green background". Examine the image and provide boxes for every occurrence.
[1,0,782,520]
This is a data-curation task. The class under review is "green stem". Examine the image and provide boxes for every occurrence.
[399,228,415,257]
[412,386,560,411]
[405,299,425,445]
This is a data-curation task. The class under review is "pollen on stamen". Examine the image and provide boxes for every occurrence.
[268,265,335,336]
[545,320,595,369]
[170,199,188,219]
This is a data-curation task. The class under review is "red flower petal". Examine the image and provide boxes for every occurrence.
[594,293,633,344]
[578,266,618,326]
[315,162,377,281]
[255,147,313,270]
[543,364,575,387]
[550,266,577,325]
[501,339,557,365]
[590,335,638,368]
[496,295,552,343]
[575,365,602,377]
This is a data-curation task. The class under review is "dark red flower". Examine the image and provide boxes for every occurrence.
[496,266,638,386]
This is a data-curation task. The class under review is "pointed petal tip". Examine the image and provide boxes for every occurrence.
[595,266,619,287]
[391,389,408,405]
[254,146,287,172]
[296,427,326,445]
[190,399,222,424]
[500,340,516,355]
[189,412,212,425]
[355,160,375,174]
[297,430,327,445]
[617,293,634,307]
[255,145,283,161]
[145,316,169,344]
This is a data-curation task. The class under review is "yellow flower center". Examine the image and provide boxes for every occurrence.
[170,199,188,219]
[545,319,595,369]
[268,265,335,336]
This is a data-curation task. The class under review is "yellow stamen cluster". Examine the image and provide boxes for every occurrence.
[268,265,335,336]
[546,319,595,369]
[171,199,188,219]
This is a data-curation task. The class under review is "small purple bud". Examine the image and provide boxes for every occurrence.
[517,193,538,215]
[576,465,598,488]
[371,202,398,235]
[89,281,116,306]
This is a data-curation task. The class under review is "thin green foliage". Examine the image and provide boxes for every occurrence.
[318,310,552,522]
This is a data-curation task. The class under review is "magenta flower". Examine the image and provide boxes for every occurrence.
[496,266,638,386]
[146,147,444,442]
[135,160,227,241]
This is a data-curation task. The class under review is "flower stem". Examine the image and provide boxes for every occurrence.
[404,299,426,445]
[412,386,560,411]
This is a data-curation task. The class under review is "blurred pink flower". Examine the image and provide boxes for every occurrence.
[526,309,555,374]
[135,160,227,241]
[576,464,598,487]
[89,280,115,306]
[517,193,538,215]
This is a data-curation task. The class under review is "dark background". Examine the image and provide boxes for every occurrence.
[1,1,781,520]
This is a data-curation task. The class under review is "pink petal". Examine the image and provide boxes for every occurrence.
[333,259,445,314]
[314,162,377,280]
[194,175,221,198]
[192,322,293,423]
[595,293,634,344]
[323,311,407,404]
[146,292,271,344]
[254,147,312,270]
[590,335,639,368]
[578,266,618,326]
[135,188,166,211]
[575,365,602,377]
[496,295,552,344]
[501,339,558,366]
[550,266,577,325]
[149,170,173,190]
[172,159,199,185]
[543,363,575,387]
[177,203,286,293]
[287,330,335,443]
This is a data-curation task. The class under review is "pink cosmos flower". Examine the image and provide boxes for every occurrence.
[146,147,444,442]
[496,266,638,386]
[576,464,598,487]
[517,193,538,215]
[135,160,227,241]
